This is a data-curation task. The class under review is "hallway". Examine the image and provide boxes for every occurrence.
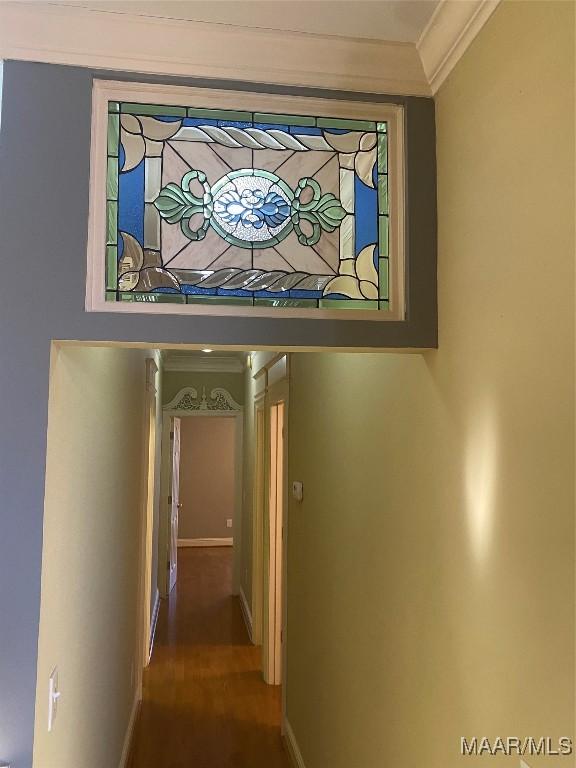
[128,547,291,768]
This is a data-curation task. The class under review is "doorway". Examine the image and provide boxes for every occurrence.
[159,399,244,600]
[178,415,237,547]
[33,344,291,768]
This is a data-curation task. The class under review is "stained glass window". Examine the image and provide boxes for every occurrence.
[93,84,404,317]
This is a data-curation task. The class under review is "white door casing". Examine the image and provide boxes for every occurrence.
[168,417,181,593]
[266,401,285,686]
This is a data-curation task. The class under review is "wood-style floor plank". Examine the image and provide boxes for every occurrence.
[128,547,291,768]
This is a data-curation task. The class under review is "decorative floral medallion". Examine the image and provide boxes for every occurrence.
[153,168,346,250]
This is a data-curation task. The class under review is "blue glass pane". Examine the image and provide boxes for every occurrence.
[218,120,252,128]
[289,289,323,299]
[289,126,322,135]
[180,284,218,295]
[118,159,144,245]
[254,289,286,298]
[217,288,252,297]
[254,123,289,132]
[354,176,378,255]
[183,117,219,127]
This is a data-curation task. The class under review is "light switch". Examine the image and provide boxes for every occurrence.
[48,667,61,732]
[226,518,233,528]
[292,481,304,502]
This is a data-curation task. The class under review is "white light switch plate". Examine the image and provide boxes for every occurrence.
[226,518,233,528]
[292,481,304,502]
[48,667,61,732]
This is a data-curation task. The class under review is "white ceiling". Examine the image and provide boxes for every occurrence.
[165,350,246,360]
[56,0,440,44]
[162,349,247,372]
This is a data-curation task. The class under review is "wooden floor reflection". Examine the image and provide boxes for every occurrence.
[128,547,291,768]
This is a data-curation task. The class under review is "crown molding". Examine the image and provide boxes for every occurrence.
[0,2,430,96]
[417,0,501,93]
[163,356,245,374]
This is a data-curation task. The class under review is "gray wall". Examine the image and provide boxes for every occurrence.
[0,61,435,767]
[178,416,236,540]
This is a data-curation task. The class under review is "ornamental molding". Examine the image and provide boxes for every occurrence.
[0,2,430,96]
[164,386,242,412]
[417,0,502,94]
[0,1,501,97]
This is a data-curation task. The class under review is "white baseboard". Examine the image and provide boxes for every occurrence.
[239,585,253,643]
[178,537,233,547]
[118,693,140,768]
[283,719,306,768]
[148,589,161,663]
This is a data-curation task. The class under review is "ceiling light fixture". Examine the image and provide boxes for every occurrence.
[202,348,213,353]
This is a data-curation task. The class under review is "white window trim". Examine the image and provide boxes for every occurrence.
[86,79,405,322]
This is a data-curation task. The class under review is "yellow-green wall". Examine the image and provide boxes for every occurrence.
[33,345,151,768]
[285,3,574,766]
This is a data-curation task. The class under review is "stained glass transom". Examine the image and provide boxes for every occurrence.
[104,100,393,311]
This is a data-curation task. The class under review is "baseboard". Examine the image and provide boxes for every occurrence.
[118,693,140,768]
[148,589,161,663]
[178,537,233,547]
[239,585,253,643]
[283,719,306,768]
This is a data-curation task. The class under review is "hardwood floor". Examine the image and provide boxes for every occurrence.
[128,547,291,768]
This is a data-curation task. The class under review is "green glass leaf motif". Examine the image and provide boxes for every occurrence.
[291,178,346,246]
[154,170,213,241]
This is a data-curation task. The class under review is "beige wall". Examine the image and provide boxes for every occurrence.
[33,345,150,768]
[162,371,244,407]
[285,3,574,767]
[179,416,236,540]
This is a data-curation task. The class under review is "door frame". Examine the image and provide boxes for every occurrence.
[264,375,289,700]
[159,386,244,598]
[250,354,289,718]
[136,357,159,683]
[250,397,266,646]
[167,415,181,594]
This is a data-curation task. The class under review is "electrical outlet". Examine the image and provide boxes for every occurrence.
[48,667,61,732]
[226,518,233,528]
